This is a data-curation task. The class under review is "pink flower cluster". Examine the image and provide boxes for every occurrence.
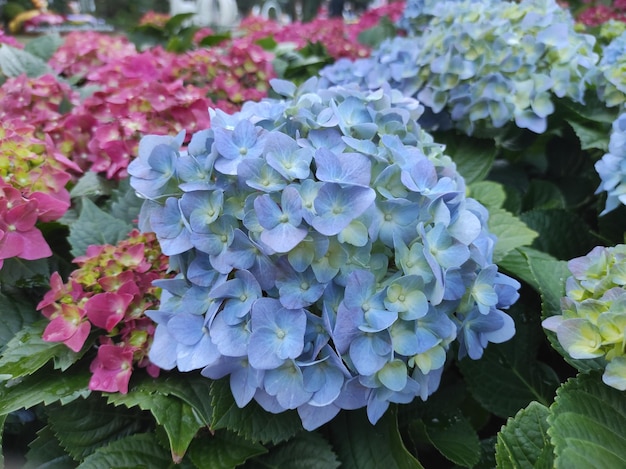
[138,10,172,28]
[0,120,74,268]
[577,0,626,26]
[38,230,171,394]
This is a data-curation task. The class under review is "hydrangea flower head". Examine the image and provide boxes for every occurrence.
[595,112,626,214]
[322,0,598,137]
[132,78,519,429]
[543,244,626,390]
[39,230,170,393]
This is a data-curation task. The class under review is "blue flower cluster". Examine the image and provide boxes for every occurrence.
[595,113,626,214]
[320,0,598,136]
[543,244,626,391]
[129,78,520,429]
[596,31,626,108]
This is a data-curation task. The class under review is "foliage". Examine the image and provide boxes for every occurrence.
[1,0,626,467]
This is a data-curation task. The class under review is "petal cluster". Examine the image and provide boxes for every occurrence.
[321,0,598,136]
[38,230,171,394]
[543,245,626,390]
[595,113,626,214]
[131,79,519,429]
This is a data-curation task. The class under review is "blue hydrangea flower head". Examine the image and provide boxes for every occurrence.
[131,78,519,429]
[322,0,598,137]
[595,113,626,215]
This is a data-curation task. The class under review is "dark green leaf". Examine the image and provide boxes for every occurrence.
[24,425,75,469]
[0,321,82,381]
[188,430,267,469]
[199,32,232,47]
[522,180,566,211]
[251,432,339,469]
[458,305,560,418]
[520,209,598,261]
[67,198,133,257]
[164,13,196,34]
[357,16,397,48]
[0,413,5,469]
[48,395,144,461]
[0,292,39,351]
[437,134,496,184]
[496,401,553,469]
[210,378,303,444]
[108,179,143,227]
[78,433,176,469]
[566,117,610,152]
[548,372,626,469]
[421,413,480,468]
[24,33,64,62]
[331,408,424,469]
[0,366,90,416]
[0,258,51,288]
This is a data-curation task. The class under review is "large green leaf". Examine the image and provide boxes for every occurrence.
[108,179,144,226]
[0,321,83,381]
[495,401,553,469]
[210,378,303,445]
[436,134,496,184]
[0,258,51,288]
[0,45,51,77]
[249,432,339,469]
[458,305,561,418]
[47,396,143,461]
[24,425,75,469]
[0,293,39,351]
[188,430,267,469]
[419,413,481,468]
[488,208,538,263]
[67,198,133,257]
[330,408,424,469]
[469,181,507,210]
[0,365,90,416]
[548,372,626,469]
[24,33,64,62]
[107,387,205,463]
[78,433,178,469]
[565,116,610,152]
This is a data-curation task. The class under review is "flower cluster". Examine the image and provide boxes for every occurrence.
[595,30,626,107]
[576,0,626,27]
[322,0,598,136]
[0,120,74,268]
[138,10,172,28]
[594,113,626,214]
[130,79,519,429]
[38,230,171,393]
[543,244,626,391]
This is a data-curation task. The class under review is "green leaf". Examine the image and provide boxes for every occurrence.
[24,425,75,469]
[458,305,561,418]
[210,378,303,445]
[164,13,196,34]
[522,180,566,211]
[0,366,90,416]
[0,292,39,351]
[468,180,507,210]
[251,432,339,469]
[436,133,496,184]
[0,413,5,469]
[0,321,82,381]
[69,171,114,199]
[488,208,538,263]
[548,372,626,469]
[0,258,51,288]
[0,45,51,77]
[24,33,64,62]
[331,408,424,469]
[188,430,267,469]
[107,387,205,462]
[78,433,177,469]
[199,32,232,47]
[108,179,144,227]
[421,413,481,468]
[357,16,397,48]
[48,395,144,461]
[495,401,553,469]
[67,198,133,257]
[519,209,598,261]
[565,116,610,151]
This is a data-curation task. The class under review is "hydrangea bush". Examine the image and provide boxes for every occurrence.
[543,244,626,390]
[321,0,598,136]
[129,78,520,429]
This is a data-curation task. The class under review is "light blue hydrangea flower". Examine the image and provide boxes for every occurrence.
[321,0,598,137]
[595,113,626,214]
[131,78,519,430]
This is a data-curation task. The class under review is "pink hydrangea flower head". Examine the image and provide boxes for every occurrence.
[84,291,135,332]
[89,344,135,393]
